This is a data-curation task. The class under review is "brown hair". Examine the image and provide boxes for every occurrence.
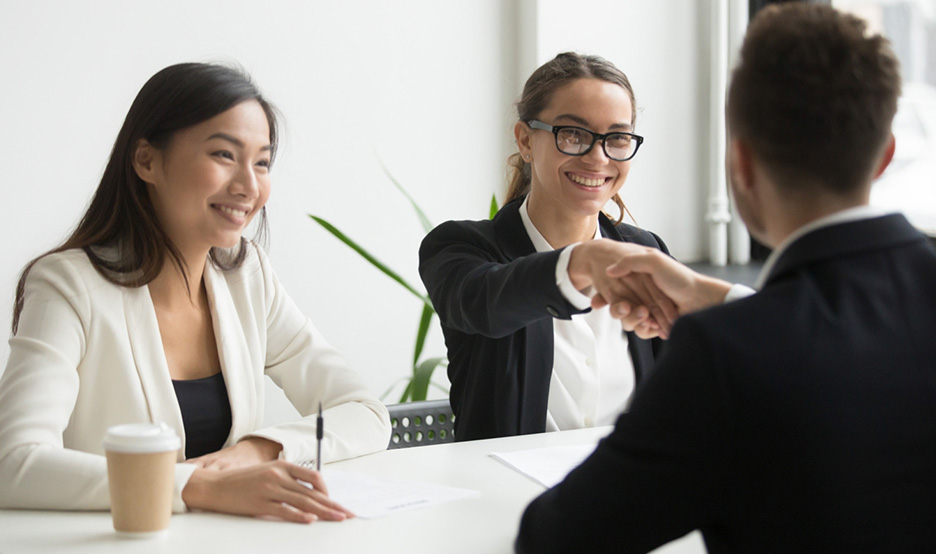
[12,63,278,334]
[727,4,900,193]
[505,52,637,225]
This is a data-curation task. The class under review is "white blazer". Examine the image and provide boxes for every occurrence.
[0,243,390,512]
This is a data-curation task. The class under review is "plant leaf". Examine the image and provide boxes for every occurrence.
[410,357,448,402]
[309,215,431,306]
[378,160,434,234]
[489,193,499,219]
[379,376,409,402]
[397,380,414,404]
[413,303,434,367]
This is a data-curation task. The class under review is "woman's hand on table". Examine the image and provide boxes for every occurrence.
[182,460,354,523]
[187,436,283,471]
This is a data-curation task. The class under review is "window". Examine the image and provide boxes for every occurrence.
[835,0,936,235]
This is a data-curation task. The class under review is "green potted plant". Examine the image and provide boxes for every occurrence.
[309,163,498,402]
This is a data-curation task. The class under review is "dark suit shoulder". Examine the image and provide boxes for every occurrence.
[419,218,500,262]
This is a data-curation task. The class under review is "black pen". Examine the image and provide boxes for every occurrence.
[316,401,323,472]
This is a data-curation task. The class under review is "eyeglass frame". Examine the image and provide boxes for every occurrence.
[526,119,644,162]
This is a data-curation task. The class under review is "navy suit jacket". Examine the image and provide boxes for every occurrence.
[517,213,936,553]
[419,197,669,441]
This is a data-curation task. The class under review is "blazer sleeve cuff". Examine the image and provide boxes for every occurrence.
[174,462,198,513]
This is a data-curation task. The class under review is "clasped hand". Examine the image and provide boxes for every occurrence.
[568,240,727,339]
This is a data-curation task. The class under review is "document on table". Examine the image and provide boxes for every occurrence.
[490,443,598,488]
[324,470,480,519]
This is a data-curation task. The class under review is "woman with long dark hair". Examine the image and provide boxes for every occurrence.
[419,53,674,441]
[0,63,389,522]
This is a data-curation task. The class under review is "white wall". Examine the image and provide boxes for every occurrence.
[0,0,713,421]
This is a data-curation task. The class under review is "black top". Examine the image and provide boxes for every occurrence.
[418,197,669,441]
[517,214,936,553]
[172,372,233,459]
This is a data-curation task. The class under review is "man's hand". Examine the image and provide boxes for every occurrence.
[568,240,678,338]
[602,246,734,334]
[567,240,734,339]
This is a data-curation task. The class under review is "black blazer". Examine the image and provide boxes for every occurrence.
[517,214,936,553]
[418,197,669,441]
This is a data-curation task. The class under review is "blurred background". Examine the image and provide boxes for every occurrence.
[1,0,931,423]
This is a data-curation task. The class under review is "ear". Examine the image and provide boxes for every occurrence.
[871,133,896,180]
[514,121,533,161]
[728,137,756,196]
[132,139,159,185]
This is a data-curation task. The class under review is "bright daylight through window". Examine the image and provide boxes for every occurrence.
[834,0,936,235]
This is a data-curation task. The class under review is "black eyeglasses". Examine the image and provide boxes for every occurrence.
[527,119,643,162]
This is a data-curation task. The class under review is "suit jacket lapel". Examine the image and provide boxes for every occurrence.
[496,199,657,388]
[598,215,656,384]
[493,198,538,260]
[492,198,552,433]
[122,285,186,455]
[203,263,257,445]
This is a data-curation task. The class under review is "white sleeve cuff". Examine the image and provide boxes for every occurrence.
[724,283,756,303]
[555,244,593,311]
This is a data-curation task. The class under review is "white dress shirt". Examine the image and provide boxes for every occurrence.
[519,198,636,431]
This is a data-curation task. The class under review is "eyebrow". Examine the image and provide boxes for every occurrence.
[553,114,632,132]
[206,132,272,152]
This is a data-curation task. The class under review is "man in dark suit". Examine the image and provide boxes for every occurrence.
[516,4,936,553]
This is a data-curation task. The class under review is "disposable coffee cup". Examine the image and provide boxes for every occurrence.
[103,422,181,538]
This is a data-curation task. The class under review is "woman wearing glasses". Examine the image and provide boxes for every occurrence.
[419,52,670,441]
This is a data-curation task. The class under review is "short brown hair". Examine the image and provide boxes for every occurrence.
[727,3,901,193]
[506,52,636,224]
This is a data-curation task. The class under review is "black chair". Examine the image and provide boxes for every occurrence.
[385,399,455,449]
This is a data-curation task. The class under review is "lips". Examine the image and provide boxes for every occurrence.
[567,173,611,188]
[214,205,249,217]
[211,203,251,224]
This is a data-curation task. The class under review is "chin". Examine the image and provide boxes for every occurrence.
[214,236,245,250]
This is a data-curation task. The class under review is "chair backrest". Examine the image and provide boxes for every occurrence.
[385,399,455,449]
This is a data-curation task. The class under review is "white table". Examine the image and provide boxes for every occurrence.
[0,427,705,554]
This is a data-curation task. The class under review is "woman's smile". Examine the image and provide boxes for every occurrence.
[566,172,612,189]
[211,203,252,225]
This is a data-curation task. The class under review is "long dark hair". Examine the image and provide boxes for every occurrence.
[505,52,637,225]
[12,62,278,334]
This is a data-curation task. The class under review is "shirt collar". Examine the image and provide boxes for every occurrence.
[754,204,896,289]
[519,195,600,253]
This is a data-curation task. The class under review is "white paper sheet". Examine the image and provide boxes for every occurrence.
[323,469,480,519]
[489,443,598,488]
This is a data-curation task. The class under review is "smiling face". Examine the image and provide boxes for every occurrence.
[516,78,635,224]
[135,100,272,261]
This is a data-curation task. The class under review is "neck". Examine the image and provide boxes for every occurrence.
[148,248,209,309]
[760,183,870,248]
[526,192,598,248]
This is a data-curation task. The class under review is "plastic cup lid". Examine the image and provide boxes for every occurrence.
[102,422,181,453]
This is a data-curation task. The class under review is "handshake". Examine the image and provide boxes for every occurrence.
[567,240,736,340]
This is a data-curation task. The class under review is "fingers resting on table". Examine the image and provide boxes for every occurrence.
[182,459,354,524]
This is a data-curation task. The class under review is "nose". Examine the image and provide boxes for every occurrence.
[583,138,611,164]
[230,162,260,199]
